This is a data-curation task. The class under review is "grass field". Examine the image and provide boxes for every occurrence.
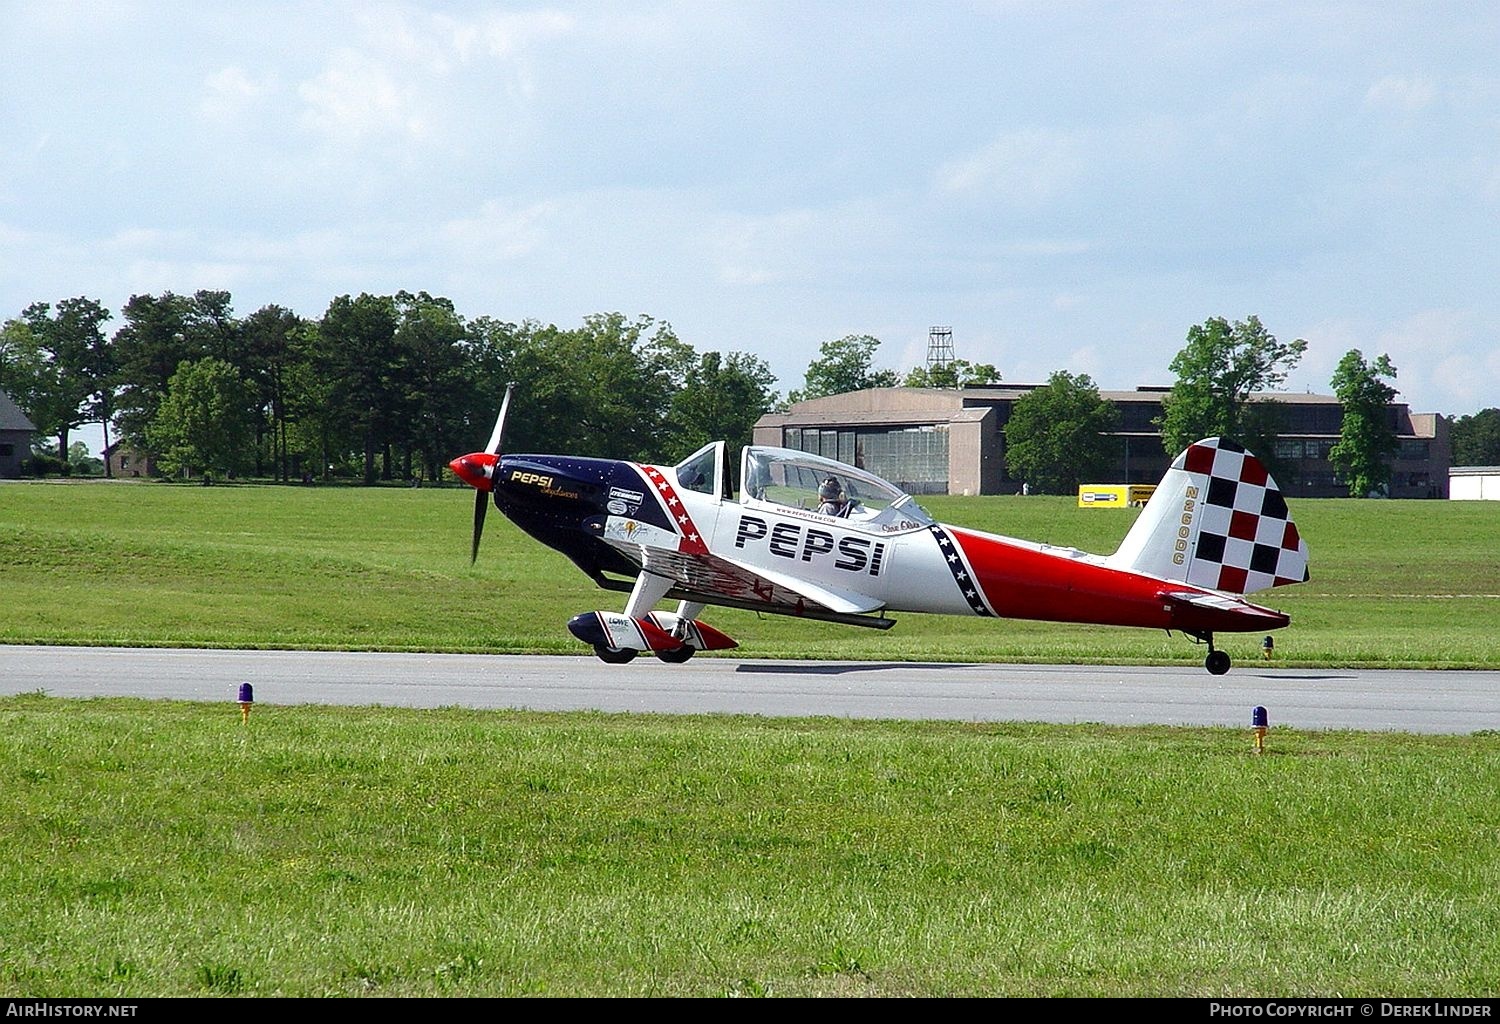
[3,695,1498,997]
[3,479,1499,997]
[1,478,1497,668]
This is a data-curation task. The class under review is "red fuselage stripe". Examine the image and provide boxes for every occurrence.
[946,527,1286,633]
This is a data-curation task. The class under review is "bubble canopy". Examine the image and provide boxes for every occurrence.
[736,445,935,533]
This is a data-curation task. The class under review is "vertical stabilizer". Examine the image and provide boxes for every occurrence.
[1106,437,1309,595]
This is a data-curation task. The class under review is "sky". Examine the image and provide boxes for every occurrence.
[4,1,1499,456]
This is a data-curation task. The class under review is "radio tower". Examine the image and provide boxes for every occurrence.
[927,326,954,372]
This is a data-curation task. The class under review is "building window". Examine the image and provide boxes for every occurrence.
[0,443,12,457]
[855,425,949,494]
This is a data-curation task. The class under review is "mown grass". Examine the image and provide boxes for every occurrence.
[3,694,1499,997]
[4,482,1500,997]
[1,480,1497,667]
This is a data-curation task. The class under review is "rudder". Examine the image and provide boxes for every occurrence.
[1106,437,1309,595]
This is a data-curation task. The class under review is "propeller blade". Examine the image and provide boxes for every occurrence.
[471,486,487,564]
[465,382,515,565]
[485,381,516,455]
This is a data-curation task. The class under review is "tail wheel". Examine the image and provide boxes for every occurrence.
[593,645,638,665]
[656,646,695,664]
[1205,650,1231,675]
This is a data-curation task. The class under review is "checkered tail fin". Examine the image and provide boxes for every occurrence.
[1106,437,1310,595]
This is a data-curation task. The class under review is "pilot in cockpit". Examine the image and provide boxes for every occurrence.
[816,477,863,518]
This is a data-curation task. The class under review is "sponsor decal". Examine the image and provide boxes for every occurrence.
[509,468,580,500]
[733,513,885,576]
[608,486,645,514]
[603,517,678,548]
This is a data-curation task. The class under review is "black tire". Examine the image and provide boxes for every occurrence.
[1205,650,1231,676]
[656,646,695,664]
[594,644,638,665]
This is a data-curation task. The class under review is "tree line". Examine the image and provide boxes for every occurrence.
[0,291,779,483]
[6,291,1487,496]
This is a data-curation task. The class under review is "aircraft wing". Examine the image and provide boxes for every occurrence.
[602,537,887,617]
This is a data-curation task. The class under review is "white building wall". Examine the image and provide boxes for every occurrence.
[1449,471,1500,500]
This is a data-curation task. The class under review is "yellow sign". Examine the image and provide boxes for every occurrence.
[1078,485,1156,508]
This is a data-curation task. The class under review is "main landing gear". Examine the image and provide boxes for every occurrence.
[591,643,695,664]
[1185,630,1233,675]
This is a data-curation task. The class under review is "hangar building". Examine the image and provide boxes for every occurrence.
[753,385,1451,499]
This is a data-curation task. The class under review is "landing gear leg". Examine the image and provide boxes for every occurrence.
[1186,630,1232,675]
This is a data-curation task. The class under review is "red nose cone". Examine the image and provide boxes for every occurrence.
[449,452,498,491]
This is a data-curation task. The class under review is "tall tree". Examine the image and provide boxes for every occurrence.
[319,293,400,484]
[1451,408,1500,466]
[1003,370,1120,494]
[112,292,202,449]
[788,334,900,403]
[0,319,44,421]
[282,320,352,480]
[146,357,253,478]
[1328,349,1399,497]
[1157,315,1307,460]
[187,290,243,367]
[498,313,692,461]
[903,359,1001,389]
[242,305,305,481]
[458,315,528,454]
[393,291,468,483]
[669,350,779,470]
[2,298,112,467]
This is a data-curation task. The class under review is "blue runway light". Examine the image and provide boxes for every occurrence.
[1252,705,1268,754]
[238,682,254,724]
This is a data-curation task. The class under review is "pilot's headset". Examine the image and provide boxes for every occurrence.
[819,478,844,503]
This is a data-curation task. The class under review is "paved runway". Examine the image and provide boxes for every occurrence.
[4,645,1499,734]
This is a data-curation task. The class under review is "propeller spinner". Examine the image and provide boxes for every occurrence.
[449,382,515,564]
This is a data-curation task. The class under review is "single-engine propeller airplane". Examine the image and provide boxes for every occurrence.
[449,385,1309,674]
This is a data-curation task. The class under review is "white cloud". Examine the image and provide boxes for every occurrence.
[709,208,820,288]
[473,10,577,59]
[1365,75,1438,112]
[298,50,426,141]
[440,199,559,261]
[199,65,276,123]
[935,129,1085,205]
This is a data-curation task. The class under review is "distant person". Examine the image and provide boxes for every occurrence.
[816,478,861,517]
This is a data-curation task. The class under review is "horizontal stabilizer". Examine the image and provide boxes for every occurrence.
[1157,589,1290,631]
